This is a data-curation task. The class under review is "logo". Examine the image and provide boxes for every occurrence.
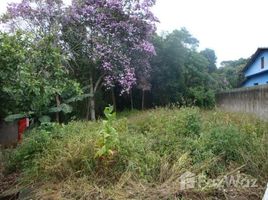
[179,171,196,190]
[178,171,258,191]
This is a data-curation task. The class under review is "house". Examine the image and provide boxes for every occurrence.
[242,48,268,87]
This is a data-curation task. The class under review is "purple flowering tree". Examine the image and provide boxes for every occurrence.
[1,0,64,38]
[2,0,157,120]
[63,0,157,120]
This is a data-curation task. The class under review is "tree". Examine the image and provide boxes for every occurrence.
[200,48,217,73]
[2,0,64,38]
[2,0,157,120]
[1,0,82,122]
[216,58,248,89]
[137,76,151,110]
[150,29,198,106]
[0,32,28,119]
[62,0,157,120]
[0,32,80,122]
[149,29,218,108]
[183,49,217,107]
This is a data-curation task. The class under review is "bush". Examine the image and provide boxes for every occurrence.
[191,125,258,176]
[180,107,201,136]
[6,123,64,172]
[188,86,215,108]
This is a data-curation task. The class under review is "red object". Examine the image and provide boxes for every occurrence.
[18,118,29,142]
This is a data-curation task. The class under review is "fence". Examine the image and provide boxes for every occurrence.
[216,85,268,120]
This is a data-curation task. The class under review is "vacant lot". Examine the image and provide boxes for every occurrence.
[1,107,268,199]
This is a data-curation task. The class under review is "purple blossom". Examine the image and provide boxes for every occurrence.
[2,0,157,94]
[140,40,156,55]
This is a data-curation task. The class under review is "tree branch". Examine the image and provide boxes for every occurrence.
[94,74,105,93]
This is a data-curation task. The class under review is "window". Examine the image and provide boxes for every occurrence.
[261,57,265,69]
[254,83,259,86]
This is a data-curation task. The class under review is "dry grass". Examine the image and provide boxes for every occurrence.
[2,107,268,199]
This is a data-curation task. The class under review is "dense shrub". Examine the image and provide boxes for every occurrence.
[188,86,215,108]
[6,123,64,172]
[180,107,201,136]
[197,126,253,161]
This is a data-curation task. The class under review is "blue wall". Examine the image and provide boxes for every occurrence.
[244,51,268,77]
[243,71,268,87]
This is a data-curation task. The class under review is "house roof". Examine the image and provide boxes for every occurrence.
[242,47,268,72]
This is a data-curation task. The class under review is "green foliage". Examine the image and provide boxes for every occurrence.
[215,58,248,90]
[49,103,73,114]
[6,123,64,172]
[38,115,51,123]
[200,48,217,73]
[0,32,29,118]
[188,86,215,108]
[95,106,119,158]
[181,107,201,136]
[4,113,32,122]
[0,28,248,121]
[200,126,252,161]
[0,31,81,121]
[150,29,217,108]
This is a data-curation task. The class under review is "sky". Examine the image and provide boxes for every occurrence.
[1,0,268,65]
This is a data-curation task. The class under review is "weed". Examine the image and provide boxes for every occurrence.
[95,106,119,159]
[2,107,267,199]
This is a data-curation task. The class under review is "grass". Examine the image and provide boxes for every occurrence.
[1,107,268,199]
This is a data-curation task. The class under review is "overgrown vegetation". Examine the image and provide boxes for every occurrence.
[2,107,267,199]
[0,0,249,122]
[0,1,261,199]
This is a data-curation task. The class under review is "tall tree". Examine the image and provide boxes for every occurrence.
[62,0,157,120]
[149,29,218,108]
[200,48,217,73]
[1,0,78,122]
[0,32,80,121]
[2,0,64,37]
[150,29,198,105]
[2,0,157,120]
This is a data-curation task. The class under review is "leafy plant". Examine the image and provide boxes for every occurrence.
[4,112,33,122]
[182,107,201,136]
[0,32,81,121]
[95,106,119,159]
[188,86,215,108]
[49,103,73,114]
[6,122,63,172]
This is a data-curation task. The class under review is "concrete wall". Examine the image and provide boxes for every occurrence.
[216,85,268,120]
[0,121,18,146]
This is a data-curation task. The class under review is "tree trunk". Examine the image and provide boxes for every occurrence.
[55,94,61,123]
[89,75,96,121]
[86,74,104,121]
[141,90,145,110]
[90,95,96,121]
[86,97,90,120]
[111,88,117,112]
[130,89,134,110]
